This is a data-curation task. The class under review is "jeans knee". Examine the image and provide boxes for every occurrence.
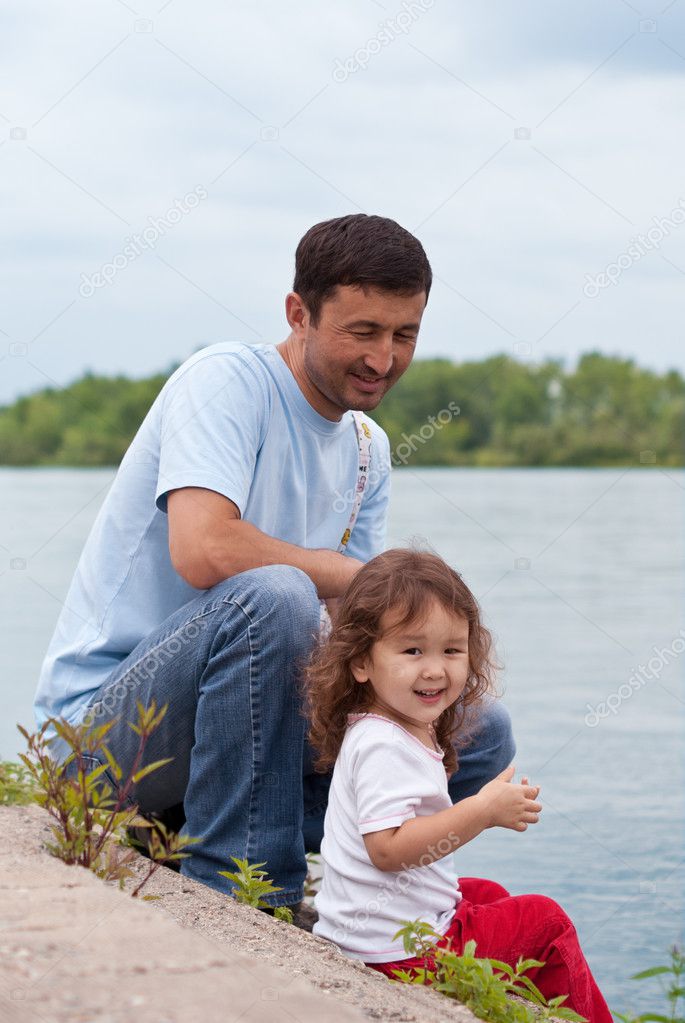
[254,564,319,615]
[216,564,320,646]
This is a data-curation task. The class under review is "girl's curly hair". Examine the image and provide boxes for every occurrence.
[303,548,500,777]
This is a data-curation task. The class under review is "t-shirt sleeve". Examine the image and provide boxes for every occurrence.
[344,427,391,563]
[351,732,436,835]
[155,351,268,515]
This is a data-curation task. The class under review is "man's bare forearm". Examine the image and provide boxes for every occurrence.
[189,519,360,597]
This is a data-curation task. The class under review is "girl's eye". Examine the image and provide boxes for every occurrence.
[403,647,466,655]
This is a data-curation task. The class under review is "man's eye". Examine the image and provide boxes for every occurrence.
[395,335,416,343]
[352,331,373,338]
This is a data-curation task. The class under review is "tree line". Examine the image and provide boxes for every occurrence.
[0,351,682,467]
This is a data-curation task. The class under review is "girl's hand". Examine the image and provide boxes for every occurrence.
[475,765,542,832]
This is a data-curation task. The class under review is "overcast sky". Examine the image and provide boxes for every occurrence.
[2,0,685,404]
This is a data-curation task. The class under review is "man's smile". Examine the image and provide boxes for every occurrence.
[349,371,386,393]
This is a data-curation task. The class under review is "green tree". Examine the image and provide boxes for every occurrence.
[0,355,682,468]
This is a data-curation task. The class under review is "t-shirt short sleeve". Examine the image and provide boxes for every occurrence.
[155,350,269,515]
[352,730,437,835]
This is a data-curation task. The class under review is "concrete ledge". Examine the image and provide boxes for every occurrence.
[1,804,477,1023]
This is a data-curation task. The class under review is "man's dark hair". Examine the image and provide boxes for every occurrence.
[293,214,432,326]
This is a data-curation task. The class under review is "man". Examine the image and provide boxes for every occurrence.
[34,213,514,919]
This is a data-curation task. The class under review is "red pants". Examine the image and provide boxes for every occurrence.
[368,878,611,1023]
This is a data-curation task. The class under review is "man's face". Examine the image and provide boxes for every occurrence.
[297,284,426,415]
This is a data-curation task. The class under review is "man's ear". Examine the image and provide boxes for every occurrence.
[285,291,308,336]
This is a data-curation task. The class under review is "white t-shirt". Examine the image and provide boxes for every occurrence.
[313,713,461,963]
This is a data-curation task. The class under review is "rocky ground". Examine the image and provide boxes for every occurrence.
[0,803,477,1023]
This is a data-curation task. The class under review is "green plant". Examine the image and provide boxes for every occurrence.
[0,759,39,805]
[218,856,293,924]
[391,921,586,1023]
[17,701,199,897]
[614,946,684,1023]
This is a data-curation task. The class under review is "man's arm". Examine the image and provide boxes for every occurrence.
[167,486,363,597]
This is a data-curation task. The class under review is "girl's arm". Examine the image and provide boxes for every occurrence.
[363,766,541,872]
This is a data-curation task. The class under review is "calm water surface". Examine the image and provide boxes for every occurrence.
[1,466,683,1013]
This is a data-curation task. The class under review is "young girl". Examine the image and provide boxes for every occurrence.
[305,548,611,1023]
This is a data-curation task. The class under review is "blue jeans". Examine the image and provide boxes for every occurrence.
[58,565,515,907]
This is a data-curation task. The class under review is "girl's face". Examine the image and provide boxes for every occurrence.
[350,598,470,730]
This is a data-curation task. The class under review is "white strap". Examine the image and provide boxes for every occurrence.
[320,411,373,637]
[336,411,372,553]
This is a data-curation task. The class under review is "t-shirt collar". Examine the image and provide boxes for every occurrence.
[347,712,446,759]
[264,344,353,436]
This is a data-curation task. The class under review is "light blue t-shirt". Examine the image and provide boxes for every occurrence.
[34,342,391,731]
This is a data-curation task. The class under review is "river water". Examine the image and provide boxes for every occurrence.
[1,466,683,1013]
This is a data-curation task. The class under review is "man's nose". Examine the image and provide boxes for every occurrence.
[361,338,394,377]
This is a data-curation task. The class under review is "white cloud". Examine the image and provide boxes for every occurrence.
[1,0,684,404]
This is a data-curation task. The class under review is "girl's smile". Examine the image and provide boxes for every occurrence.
[414,688,447,704]
[350,598,471,746]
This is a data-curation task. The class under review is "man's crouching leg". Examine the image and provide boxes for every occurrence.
[59,564,321,908]
[177,564,321,906]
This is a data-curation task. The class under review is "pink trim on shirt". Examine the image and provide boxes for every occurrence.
[347,712,445,760]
